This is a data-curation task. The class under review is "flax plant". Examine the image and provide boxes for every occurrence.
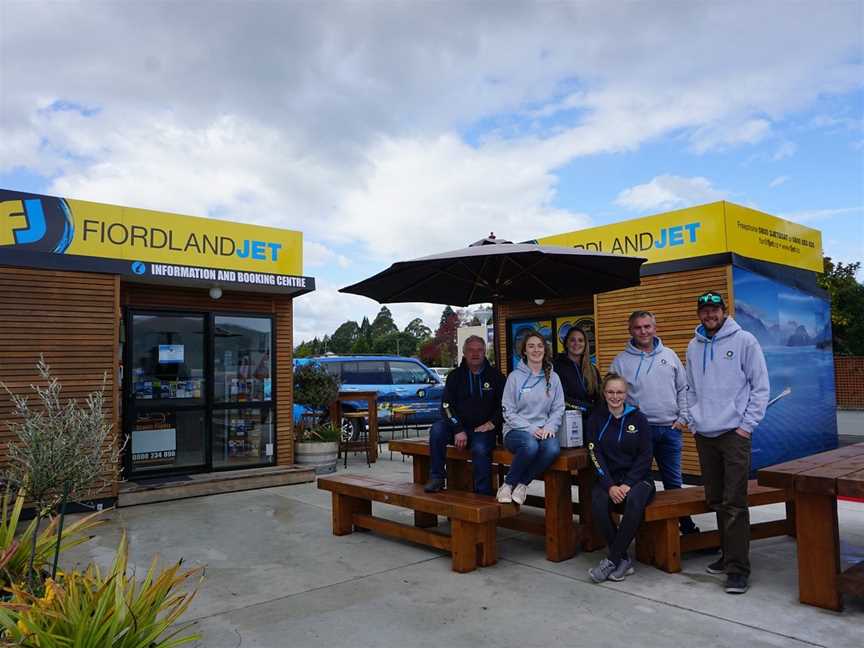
[1,357,121,586]
[0,533,202,647]
[0,490,102,592]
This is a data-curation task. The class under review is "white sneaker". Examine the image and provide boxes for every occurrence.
[511,483,529,505]
[496,483,513,503]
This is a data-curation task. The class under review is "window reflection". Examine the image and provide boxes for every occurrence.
[214,316,273,402]
[132,315,205,403]
[212,408,274,467]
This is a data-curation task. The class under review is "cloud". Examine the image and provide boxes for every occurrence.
[615,175,728,212]
[769,175,789,188]
[2,2,862,338]
[782,206,864,224]
[304,241,350,270]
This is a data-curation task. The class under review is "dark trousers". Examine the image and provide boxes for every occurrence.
[429,419,496,495]
[651,425,698,534]
[695,431,752,576]
[591,480,655,564]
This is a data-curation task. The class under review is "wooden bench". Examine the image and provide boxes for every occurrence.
[635,480,793,573]
[389,438,598,562]
[317,474,518,573]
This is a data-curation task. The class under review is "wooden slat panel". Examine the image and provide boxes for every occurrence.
[274,296,294,466]
[0,266,120,498]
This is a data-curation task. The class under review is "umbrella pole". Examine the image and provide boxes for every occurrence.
[491,301,501,370]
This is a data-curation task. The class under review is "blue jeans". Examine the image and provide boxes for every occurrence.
[429,419,496,495]
[503,429,560,487]
[651,425,698,534]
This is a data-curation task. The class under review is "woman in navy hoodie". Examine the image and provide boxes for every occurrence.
[552,325,602,427]
[587,373,654,583]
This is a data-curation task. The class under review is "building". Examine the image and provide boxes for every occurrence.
[0,188,315,504]
[495,201,835,480]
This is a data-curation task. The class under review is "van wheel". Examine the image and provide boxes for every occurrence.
[340,416,364,442]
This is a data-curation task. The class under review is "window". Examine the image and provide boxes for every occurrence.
[389,361,432,385]
[212,408,273,468]
[214,316,272,403]
[340,361,389,385]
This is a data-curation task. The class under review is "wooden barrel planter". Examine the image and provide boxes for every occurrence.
[294,441,339,474]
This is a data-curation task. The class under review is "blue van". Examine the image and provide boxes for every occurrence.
[293,355,444,435]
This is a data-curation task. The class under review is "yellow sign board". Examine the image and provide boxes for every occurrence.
[537,201,822,272]
[0,191,303,275]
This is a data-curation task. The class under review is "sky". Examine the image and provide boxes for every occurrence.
[1,1,862,344]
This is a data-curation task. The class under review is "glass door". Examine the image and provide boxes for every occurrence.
[212,315,275,468]
[127,313,208,476]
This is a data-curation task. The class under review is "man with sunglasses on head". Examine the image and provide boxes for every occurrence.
[685,291,769,595]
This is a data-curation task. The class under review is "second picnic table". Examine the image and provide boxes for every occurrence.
[389,438,598,562]
[758,442,864,611]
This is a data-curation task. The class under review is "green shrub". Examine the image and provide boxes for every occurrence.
[293,362,340,413]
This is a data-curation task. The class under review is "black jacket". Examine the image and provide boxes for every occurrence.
[586,404,653,490]
[552,354,602,415]
[440,358,505,433]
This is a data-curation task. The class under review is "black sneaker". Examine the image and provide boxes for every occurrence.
[706,558,725,574]
[424,478,445,493]
[725,573,749,594]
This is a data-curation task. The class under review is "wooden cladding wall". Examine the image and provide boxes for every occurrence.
[0,267,120,496]
[121,284,296,465]
[495,295,595,370]
[595,265,731,477]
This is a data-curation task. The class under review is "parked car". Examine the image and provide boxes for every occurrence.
[293,355,444,438]
[430,366,454,380]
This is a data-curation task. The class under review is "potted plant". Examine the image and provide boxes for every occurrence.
[293,363,341,474]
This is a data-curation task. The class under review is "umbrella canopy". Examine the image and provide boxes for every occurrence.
[340,236,645,306]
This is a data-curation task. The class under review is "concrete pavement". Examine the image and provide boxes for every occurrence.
[62,451,863,648]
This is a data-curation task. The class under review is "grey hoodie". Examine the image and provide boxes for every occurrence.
[502,361,565,438]
[685,316,770,437]
[609,336,688,427]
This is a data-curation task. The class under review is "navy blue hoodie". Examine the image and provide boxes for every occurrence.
[552,353,602,417]
[440,358,505,433]
[586,405,653,491]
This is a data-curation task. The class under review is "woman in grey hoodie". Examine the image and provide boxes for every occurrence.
[497,331,565,505]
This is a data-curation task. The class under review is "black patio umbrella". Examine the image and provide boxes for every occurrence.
[339,234,645,306]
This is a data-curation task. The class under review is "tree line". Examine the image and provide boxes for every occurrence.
[294,305,486,366]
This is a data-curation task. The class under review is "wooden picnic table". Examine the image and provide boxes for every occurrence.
[389,438,600,562]
[758,442,864,611]
[329,391,379,462]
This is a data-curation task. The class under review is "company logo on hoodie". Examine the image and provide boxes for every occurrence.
[626,424,637,433]
[725,350,735,359]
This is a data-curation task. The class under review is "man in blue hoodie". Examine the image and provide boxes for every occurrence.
[424,335,505,495]
[610,311,698,536]
[686,291,769,595]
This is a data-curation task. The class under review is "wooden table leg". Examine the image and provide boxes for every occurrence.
[544,470,577,562]
[447,459,472,492]
[795,490,842,611]
[410,455,438,528]
[576,468,604,551]
[367,399,379,463]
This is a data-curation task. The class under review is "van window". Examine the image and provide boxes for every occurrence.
[389,361,432,385]
[340,361,389,385]
[321,362,341,381]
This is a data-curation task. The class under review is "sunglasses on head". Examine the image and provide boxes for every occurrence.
[698,293,723,305]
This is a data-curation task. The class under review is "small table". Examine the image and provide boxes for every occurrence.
[330,391,379,463]
[758,442,864,611]
[389,438,596,562]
